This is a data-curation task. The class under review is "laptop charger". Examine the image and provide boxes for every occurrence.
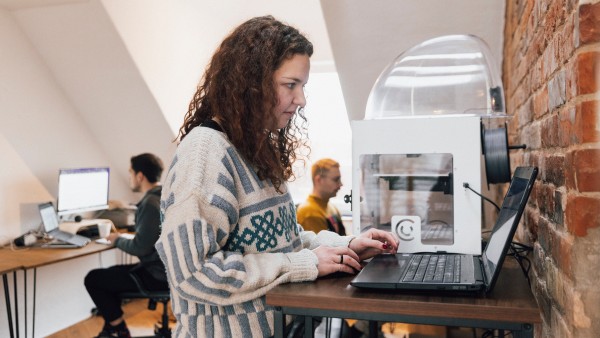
[13,233,37,247]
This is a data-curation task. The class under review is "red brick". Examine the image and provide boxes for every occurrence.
[532,31,547,60]
[544,154,565,187]
[558,106,576,147]
[524,121,542,150]
[537,183,556,219]
[553,189,565,226]
[525,208,540,242]
[565,61,578,102]
[534,86,549,118]
[548,70,567,111]
[566,194,600,236]
[541,0,564,47]
[574,101,600,143]
[557,13,576,65]
[573,148,600,192]
[537,216,553,254]
[576,52,600,95]
[565,151,576,190]
[551,231,573,279]
[579,3,600,45]
[566,0,578,14]
[541,115,559,147]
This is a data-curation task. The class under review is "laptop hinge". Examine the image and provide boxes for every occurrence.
[474,257,485,283]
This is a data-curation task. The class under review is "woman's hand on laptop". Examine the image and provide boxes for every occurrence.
[349,228,398,261]
[313,246,361,277]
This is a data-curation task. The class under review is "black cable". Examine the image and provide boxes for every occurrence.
[463,182,500,211]
[508,241,532,288]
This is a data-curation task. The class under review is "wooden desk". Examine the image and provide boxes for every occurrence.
[266,260,541,338]
[0,243,115,338]
[2,242,114,270]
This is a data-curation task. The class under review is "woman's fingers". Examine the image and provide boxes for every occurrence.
[338,254,362,271]
[314,246,362,276]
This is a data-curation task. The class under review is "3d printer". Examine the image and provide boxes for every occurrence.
[351,35,524,255]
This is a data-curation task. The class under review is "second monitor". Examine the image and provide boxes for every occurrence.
[57,167,110,218]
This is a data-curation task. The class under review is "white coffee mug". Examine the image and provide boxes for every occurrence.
[97,222,112,238]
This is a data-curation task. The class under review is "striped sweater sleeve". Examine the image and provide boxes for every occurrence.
[156,128,319,306]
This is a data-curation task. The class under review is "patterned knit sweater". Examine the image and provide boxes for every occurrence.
[156,125,351,338]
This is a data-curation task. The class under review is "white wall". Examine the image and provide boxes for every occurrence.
[0,6,147,337]
[0,7,125,238]
[101,0,336,134]
[287,72,353,216]
[12,1,176,181]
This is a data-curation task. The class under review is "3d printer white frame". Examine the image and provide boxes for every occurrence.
[352,115,485,255]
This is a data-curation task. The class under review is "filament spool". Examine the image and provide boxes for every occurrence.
[482,127,511,184]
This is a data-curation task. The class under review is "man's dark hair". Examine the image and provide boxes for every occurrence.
[130,153,163,183]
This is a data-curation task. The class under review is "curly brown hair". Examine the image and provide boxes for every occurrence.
[178,16,313,192]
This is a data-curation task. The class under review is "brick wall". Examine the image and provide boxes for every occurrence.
[503,0,600,337]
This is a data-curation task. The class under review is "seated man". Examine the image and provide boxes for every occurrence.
[85,153,167,338]
[297,158,346,234]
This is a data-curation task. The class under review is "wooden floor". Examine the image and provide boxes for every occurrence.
[47,299,174,338]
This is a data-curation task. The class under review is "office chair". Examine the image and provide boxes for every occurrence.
[119,266,171,338]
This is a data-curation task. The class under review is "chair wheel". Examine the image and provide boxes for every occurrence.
[90,307,101,316]
[154,323,171,336]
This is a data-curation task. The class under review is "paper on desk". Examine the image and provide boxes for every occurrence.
[95,238,111,245]
[120,233,135,240]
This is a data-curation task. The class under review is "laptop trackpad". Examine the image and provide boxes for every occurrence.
[352,254,409,285]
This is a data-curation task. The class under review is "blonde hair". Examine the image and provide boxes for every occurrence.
[311,158,340,182]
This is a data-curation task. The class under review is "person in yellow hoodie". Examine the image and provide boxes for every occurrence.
[297,158,346,235]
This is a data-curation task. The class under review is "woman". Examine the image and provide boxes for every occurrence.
[156,16,398,338]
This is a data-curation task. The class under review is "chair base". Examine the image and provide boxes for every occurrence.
[119,296,171,338]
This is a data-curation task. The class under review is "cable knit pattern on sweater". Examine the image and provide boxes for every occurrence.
[156,126,350,338]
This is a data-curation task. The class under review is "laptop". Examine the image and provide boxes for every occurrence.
[351,166,538,293]
[38,202,91,248]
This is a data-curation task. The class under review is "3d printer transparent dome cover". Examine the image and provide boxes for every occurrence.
[365,35,506,119]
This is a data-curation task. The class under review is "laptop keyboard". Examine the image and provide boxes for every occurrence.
[53,231,74,241]
[402,254,461,283]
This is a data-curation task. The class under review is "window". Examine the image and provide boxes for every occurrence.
[288,72,353,216]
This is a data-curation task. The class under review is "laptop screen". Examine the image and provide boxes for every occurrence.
[481,168,536,285]
[39,202,60,232]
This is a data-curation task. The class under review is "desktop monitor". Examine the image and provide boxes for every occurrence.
[57,167,110,216]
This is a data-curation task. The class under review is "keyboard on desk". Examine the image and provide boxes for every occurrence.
[402,254,462,283]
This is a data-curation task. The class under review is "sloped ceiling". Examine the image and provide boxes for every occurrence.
[0,0,504,129]
[7,1,176,194]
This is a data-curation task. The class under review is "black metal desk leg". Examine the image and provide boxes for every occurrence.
[13,272,19,338]
[369,321,377,338]
[513,324,534,338]
[303,316,313,338]
[273,307,284,338]
[3,273,15,338]
[32,268,37,338]
[23,269,27,338]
